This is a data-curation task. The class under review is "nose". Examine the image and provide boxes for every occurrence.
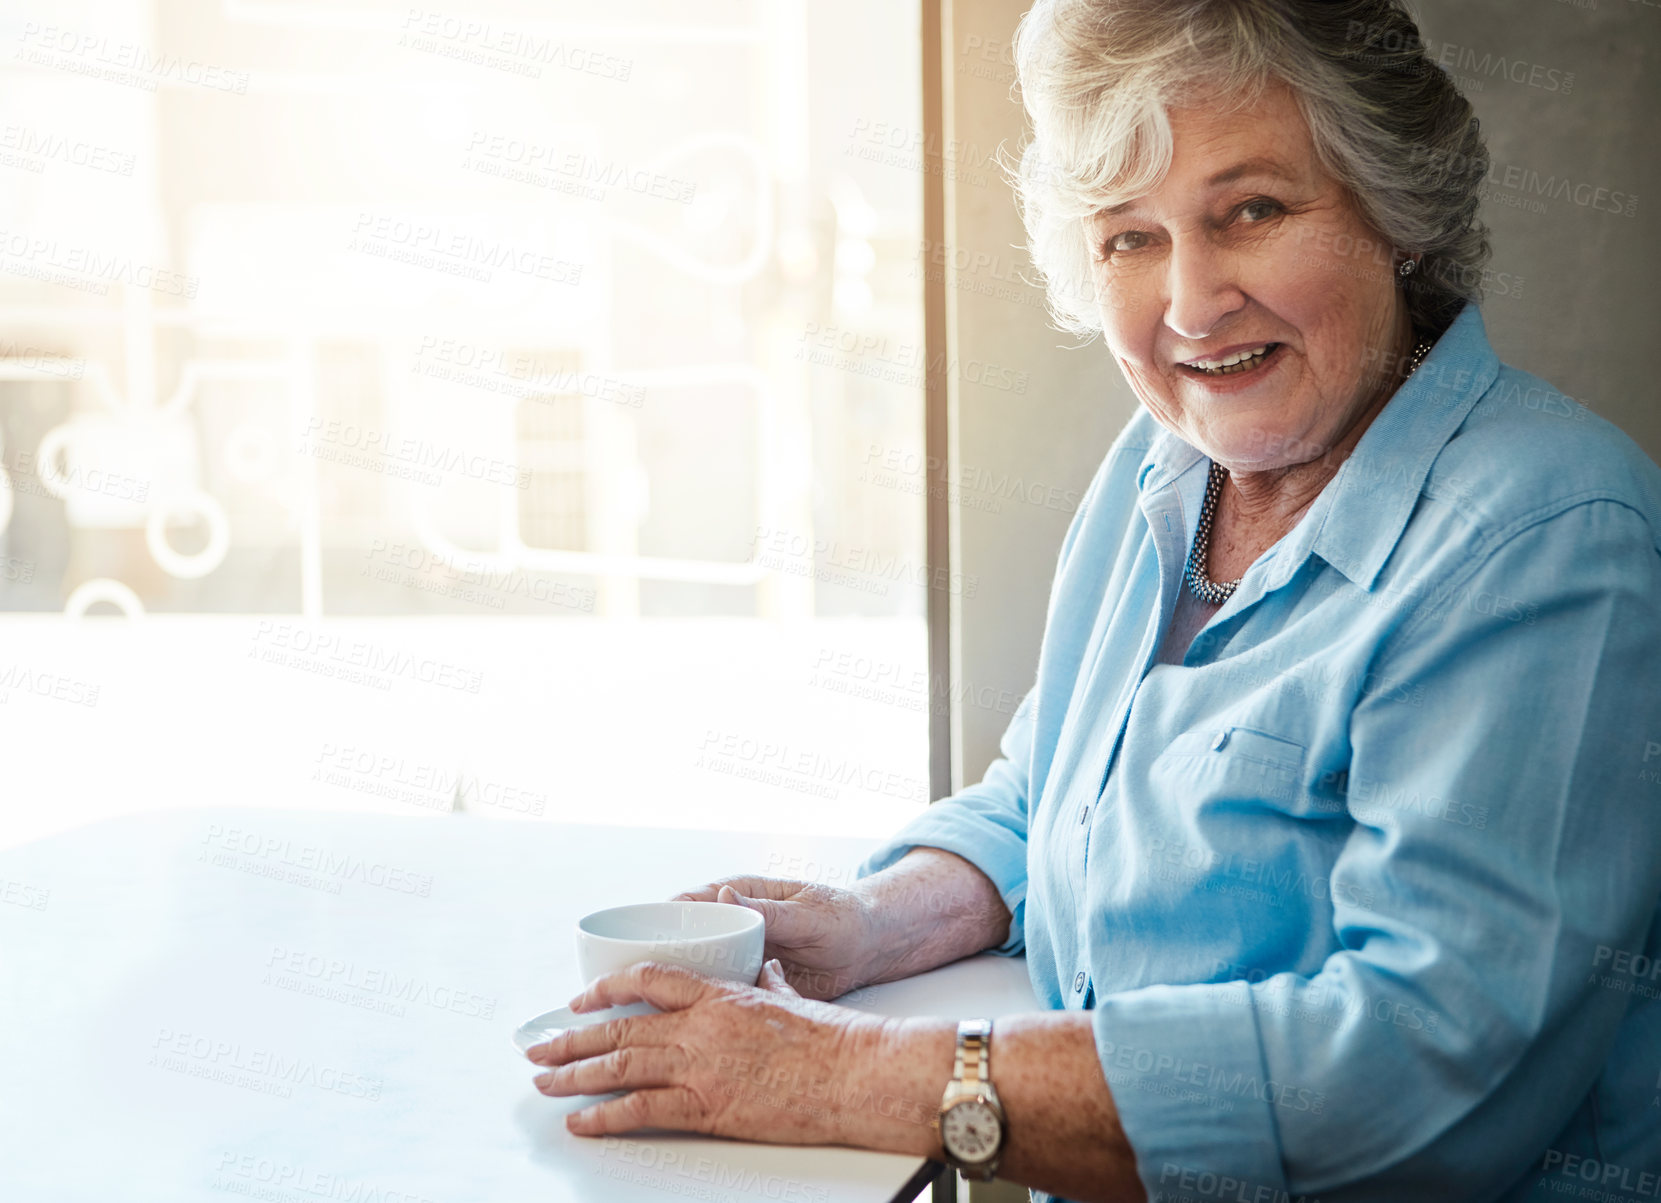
[1164,236,1246,342]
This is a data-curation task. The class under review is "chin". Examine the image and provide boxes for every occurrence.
[1202,420,1329,472]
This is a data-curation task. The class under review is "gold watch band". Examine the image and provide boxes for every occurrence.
[953,1018,993,1086]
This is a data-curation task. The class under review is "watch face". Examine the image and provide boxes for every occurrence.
[942,1099,1001,1164]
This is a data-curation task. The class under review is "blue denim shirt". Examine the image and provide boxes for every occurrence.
[860,305,1661,1202]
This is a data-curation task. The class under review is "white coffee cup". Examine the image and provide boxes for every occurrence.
[575,901,765,989]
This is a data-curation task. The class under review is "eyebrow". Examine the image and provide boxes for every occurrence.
[1095,158,1298,218]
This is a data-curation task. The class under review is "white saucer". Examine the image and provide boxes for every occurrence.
[511,1001,656,1055]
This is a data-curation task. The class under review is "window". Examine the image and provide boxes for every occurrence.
[0,0,930,849]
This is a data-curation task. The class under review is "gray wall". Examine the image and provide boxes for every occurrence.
[941,0,1661,792]
[1417,2,1660,445]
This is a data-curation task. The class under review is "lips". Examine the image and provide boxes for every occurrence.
[1178,342,1282,378]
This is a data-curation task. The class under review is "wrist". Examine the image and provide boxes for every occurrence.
[829,1015,955,1155]
[848,880,904,987]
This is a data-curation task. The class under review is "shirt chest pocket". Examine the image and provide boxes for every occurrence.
[1147,725,1313,817]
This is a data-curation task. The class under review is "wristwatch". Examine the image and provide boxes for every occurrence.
[936,1018,1007,1181]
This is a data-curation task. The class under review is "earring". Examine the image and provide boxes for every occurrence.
[1398,258,1417,278]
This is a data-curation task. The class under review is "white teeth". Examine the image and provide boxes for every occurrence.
[1185,344,1273,374]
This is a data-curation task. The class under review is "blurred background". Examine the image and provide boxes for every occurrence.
[0,0,938,847]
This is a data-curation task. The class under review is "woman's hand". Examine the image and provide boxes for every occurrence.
[526,960,944,1152]
[671,876,882,1000]
[527,961,1145,1203]
[673,850,1014,1000]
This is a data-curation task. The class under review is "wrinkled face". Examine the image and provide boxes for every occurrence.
[1086,83,1411,472]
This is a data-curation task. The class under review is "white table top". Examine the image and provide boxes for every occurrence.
[0,809,1039,1203]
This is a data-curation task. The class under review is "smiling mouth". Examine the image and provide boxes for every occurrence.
[1180,343,1282,377]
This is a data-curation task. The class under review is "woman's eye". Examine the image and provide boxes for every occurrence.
[1107,230,1149,253]
[1240,199,1281,222]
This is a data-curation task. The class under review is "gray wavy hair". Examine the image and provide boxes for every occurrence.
[1011,0,1492,339]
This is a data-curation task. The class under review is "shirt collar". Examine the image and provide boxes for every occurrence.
[1136,303,1500,592]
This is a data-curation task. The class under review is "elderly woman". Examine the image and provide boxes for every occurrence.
[528,1,1661,1199]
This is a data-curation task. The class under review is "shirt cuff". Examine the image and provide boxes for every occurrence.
[855,798,1027,955]
[1092,982,1290,1201]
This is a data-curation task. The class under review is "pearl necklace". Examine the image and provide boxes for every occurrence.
[1183,337,1433,606]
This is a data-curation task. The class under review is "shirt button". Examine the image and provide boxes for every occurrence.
[1073,971,1087,993]
[1211,729,1230,751]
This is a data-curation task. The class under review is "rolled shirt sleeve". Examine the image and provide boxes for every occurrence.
[1098,499,1661,1200]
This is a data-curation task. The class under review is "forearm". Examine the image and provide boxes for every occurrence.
[843,1009,1144,1203]
[855,847,1012,985]
[992,1010,1145,1202]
